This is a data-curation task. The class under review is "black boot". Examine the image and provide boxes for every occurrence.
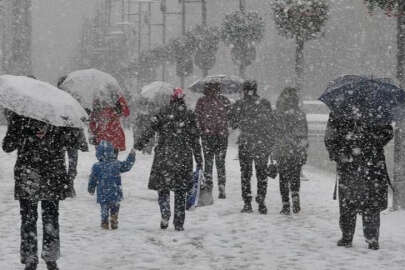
[46,261,59,270]
[255,196,267,214]
[24,263,37,270]
[241,202,253,213]
[280,202,291,215]
[337,238,352,248]
[292,192,301,214]
[218,184,226,199]
[367,240,379,250]
[174,225,184,231]
[160,218,169,230]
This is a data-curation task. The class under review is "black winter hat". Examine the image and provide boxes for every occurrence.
[242,80,258,96]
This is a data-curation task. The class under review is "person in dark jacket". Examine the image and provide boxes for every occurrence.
[195,81,231,199]
[273,87,308,215]
[2,113,84,270]
[229,80,274,214]
[134,88,203,231]
[324,113,393,250]
[88,140,136,230]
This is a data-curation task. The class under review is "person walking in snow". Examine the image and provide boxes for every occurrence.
[273,87,308,215]
[324,113,393,250]
[134,88,203,231]
[229,80,274,214]
[2,113,85,270]
[195,81,231,199]
[88,92,130,156]
[88,140,136,230]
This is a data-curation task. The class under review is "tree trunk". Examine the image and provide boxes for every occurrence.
[295,37,305,100]
[393,7,405,210]
[239,64,246,79]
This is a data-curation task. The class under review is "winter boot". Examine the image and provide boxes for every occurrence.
[24,263,37,270]
[160,218,169,230]
[280,202,291,215]
[241,202,253,213]
[110,214,119,230]
[101,221,109,230]
[218,184,226,199]
[174,225,184,231]
[368,241,379,250]
[292,192,301,214]
[46,261,59,270]
[255,196,267,215]
[337,238,352,248]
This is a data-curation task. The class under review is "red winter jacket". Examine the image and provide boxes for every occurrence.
[195,89,231,137]
[89,96,130,151]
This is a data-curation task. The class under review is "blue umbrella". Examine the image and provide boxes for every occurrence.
[319,75,405,124]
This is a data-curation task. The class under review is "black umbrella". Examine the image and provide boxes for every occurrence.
[189,74,244,94]
[319,75,405,124]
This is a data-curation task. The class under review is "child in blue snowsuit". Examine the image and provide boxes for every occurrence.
[88,140,136,230]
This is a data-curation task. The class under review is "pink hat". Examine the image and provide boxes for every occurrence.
[172,87,185,101]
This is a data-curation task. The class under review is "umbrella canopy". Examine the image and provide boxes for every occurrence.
[319,75,405,124]
[141,81,174,101]
[0,75,88,128]
[189,74,244,94]
[60,68,122,110]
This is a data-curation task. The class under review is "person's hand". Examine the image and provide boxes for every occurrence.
[88,187,95,195]
[134,142,143,151]
[130,148,136,155]
[68,169,77,181]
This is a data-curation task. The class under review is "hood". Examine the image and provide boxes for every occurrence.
[96,140,116,161]
[277,87,299,112]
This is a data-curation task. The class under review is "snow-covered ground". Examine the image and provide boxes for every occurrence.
[1,127,405,270]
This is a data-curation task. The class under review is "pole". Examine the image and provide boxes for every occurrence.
[239,0,246,12]
[121,0,125,22]
[138,2,142,59]
[148,2,152,49]
[201,0,207,26]
[180,0,186,88]
[161,0,167,81]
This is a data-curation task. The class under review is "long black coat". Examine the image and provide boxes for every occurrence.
[2,114,84,201]
[324,114,393,212]
[229,95,274,153]
[135,101,203,192]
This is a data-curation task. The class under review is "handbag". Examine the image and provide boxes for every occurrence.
[266,158,278,179]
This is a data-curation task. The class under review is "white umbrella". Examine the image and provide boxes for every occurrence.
[141,81,174,101]
[0,75,88,128]
[60,68,122,110]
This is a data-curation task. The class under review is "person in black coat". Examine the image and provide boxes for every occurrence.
[273,87,308,215]
[324,113,393,250]
[2,112,85,270]
[229,80,274,214]
[135,88,203,231]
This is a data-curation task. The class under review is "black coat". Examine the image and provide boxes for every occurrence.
[324,114,393,212]
[135,101,203,192]
[2,114,84,201]
[229,95,274,153]
[273,108,308,166]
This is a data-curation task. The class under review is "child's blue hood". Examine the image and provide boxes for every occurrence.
[96,140,116,161]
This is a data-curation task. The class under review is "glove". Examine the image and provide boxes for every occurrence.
[130,148,136,155]
[68,169,77,181]
[134,141,143,151]
[88,186,95,195]
[196,163,203,171]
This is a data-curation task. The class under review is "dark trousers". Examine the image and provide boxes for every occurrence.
[158,189,186,227]
[201,135,228,188]
[339,204,381,243]
[239,143,269,204]
[19,200,60,265]
[100,202,120,223]
[279,160,302,204]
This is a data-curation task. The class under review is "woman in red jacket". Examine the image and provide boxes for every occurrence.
[89,95,130,154]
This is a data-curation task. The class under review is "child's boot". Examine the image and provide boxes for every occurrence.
[111,214,119,230]
[101,221,109,230]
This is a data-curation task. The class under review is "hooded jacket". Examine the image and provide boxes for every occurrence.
[88,140,135,204]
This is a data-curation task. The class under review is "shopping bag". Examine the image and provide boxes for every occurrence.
[186,169,201,210]
[197,172,214,207]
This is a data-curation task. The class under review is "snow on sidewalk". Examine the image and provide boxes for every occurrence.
[1,128,405,270]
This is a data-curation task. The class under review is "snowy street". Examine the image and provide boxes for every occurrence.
[0,128,404,270]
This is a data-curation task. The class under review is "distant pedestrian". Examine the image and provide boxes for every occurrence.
[325,113,393,250]
[273,87,308,215]
[135,88,203,231]
[195,81,231,199]
[88,140,136,230]
[229,80,274,214]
